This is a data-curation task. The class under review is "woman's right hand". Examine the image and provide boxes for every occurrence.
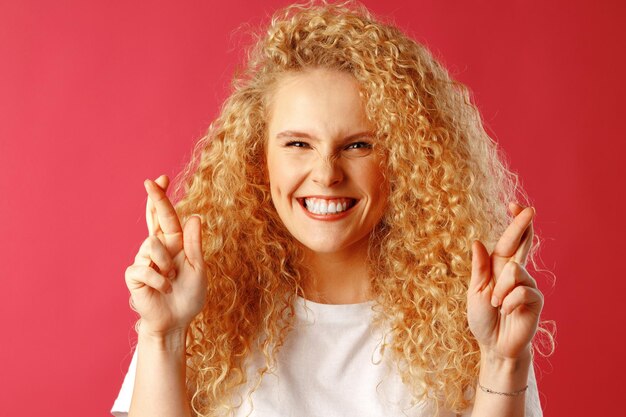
[125,175,207,337]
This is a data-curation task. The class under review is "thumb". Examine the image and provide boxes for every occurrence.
[183,214,204,270]
[469,240,492,293]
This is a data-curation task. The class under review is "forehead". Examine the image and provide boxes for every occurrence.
[267,68,372,138]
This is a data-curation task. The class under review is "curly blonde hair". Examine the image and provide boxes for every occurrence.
[169,1,551,415]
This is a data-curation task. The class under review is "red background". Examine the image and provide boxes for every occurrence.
[1,1,624,415]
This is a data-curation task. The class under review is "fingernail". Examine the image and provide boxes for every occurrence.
[500,307,507,315]
[168,269,176,279]
[491,296,499,308]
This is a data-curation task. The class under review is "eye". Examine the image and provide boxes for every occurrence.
[285,141,310,148]
[343,141,373,158]
[345,141,373,150]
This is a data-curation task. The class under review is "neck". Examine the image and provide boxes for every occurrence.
[301,239,372,304]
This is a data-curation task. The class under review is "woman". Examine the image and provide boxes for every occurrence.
[113,2,551,416]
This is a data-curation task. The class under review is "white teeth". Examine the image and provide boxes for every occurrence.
[319,200,328,214]
[303,198,354,215]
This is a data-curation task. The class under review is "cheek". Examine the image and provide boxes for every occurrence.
[376,170,389,200]
[266,152,283,197]
[361,160,387,194]
[268,158,298,200]
[268,173,283,201]
[364,161,389,215]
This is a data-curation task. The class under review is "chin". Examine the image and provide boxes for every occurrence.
[296,236,364,255]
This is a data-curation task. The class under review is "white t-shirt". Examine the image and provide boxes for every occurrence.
[112,297,543,416]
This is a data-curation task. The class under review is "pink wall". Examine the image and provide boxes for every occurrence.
[1,0,624,415]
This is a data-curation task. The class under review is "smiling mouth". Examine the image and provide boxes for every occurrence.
[297,197,358,216]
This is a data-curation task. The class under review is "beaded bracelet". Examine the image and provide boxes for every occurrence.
[478,382,528,397]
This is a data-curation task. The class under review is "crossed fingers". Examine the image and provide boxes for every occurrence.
[490,260,541,312]
[492,203,535,266]
[486,203,535,288]
[489,202,540,311]
[144,175,183,255]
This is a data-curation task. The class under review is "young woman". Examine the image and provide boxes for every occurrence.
[112,2,550,416]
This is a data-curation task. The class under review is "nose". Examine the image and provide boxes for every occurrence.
[311,154,344,187]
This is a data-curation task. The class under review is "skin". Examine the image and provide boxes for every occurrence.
[265,68,388,304]
[124,175,205,417]
[468,202,542,361]
[123,69,544,416]
[468,202,543,416]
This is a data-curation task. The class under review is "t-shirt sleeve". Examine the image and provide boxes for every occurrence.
[459,361,543,417]
[111,349,138,417]
[524,363,543,417]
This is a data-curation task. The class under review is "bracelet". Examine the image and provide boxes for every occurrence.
[478,382,528,397]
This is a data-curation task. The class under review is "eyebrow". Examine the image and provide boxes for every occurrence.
[275,130,375,142]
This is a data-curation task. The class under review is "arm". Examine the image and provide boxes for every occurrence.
[467,203,545,417]
[124,175,207,417]
[470,349,531,417]
[129,328,192,417]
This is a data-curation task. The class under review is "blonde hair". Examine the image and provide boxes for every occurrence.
[168,1,553,415]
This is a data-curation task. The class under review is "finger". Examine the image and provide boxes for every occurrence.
[469,240,492,293]
[145,175,170,236]
[500,285,544,316]
[508,201,525,216]
[492,206,535,261]
[134,236,177,278]
[144,178,183,253]
[183,215,205,271]
[125,264,172,294]
[507,202,535,266]
[513,220,534,266]
[490,261,538,307]
[155,174,169,190]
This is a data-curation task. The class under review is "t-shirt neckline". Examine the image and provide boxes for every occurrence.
[295,295,376,324]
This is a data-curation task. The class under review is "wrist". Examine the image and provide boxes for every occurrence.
[478,346,531,393]
[479,345,532,370]
[137,325,188,353]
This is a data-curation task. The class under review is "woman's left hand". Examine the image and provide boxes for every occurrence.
[467,202,544,360]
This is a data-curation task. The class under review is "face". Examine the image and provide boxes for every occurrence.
[266,68,388,255]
